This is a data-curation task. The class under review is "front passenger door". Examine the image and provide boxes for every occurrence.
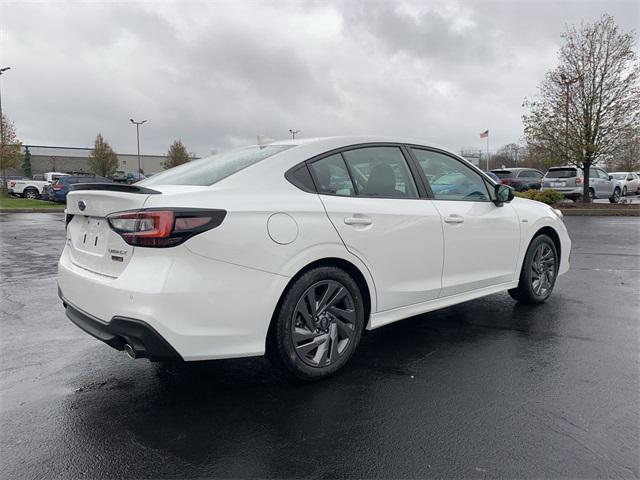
[410,148,521,297]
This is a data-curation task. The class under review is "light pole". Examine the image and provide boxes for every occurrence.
[0,66,11,190]
[289,129,300,140]
[130,118,147,174]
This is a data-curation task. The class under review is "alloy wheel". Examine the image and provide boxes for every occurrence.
[530,243,556,296]
[613,189,621,203]
[291,280,356,368]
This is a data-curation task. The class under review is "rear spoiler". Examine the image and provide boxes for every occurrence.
[69,183,161,194]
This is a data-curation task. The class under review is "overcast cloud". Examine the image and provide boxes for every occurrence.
[1,0,638,157]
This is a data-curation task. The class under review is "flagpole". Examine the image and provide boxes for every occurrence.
[486,133,490,171]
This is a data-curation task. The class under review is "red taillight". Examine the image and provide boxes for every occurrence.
[9,181,15,188]
[575,177,583,185]
[53,183,64,190]
[107,208,226,247]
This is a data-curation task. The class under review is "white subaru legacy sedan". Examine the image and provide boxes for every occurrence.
[59,136,571,380]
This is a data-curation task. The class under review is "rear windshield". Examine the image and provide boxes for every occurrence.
[492,170,514,179]
[139,145,293,187]
[546,168,577,178]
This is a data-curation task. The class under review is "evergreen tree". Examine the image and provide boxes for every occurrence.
[88,133,119,177]
[22,145,32,178]
[164,140,190,169]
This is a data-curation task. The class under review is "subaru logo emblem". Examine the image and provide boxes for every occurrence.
[78,200,86,211]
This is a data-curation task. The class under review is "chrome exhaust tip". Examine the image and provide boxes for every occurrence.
[123,343,137,359]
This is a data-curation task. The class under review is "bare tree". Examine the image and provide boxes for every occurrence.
[611,131,640,171]
[88,133,119,177]
[0,114,22,195]
[523,14,640,202]
[493,143,526,169]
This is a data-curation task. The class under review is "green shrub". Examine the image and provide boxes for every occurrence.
[515,189,565,205]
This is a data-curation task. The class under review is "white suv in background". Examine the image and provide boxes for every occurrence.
[609,172,640,196]
[542,166,622,203]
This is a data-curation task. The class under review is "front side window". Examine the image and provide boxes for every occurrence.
[309,154,355,196]
[518,170,541,178]
[341,147,418,198]
[139,145,292,187]
[411,149,490,201]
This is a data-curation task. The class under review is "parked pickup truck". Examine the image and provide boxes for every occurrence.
[8,172,70,199]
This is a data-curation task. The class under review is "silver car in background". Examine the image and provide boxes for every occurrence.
[609,172,640,196]
[541,166,622,203]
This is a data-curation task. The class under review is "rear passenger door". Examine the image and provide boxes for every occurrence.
[308,145,444,312]
[409,148,521,297]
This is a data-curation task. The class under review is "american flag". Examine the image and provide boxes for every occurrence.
[479,130,489,139]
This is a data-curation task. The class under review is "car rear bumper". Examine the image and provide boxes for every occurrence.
[60,289,181,361]
[57,243,290,361]
[542,186,582,199]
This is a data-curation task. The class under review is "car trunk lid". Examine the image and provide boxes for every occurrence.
[65,185,160,278]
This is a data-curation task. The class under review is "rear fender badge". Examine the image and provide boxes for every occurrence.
[109,248,128,256]
[78,200,86,211]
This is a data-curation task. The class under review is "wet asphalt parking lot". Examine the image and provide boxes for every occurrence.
[1,212,639,479]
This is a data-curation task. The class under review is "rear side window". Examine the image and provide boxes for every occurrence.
[546,168,577,178]
[309,154,355,196]
[518,170,542,178]
[492,170,514,179]
[341,147,418,198]
[139,145,293,186]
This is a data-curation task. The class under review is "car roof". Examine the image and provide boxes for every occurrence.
[267,135,449,151]
[491,168,538,172]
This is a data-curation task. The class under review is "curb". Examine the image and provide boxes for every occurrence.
[559,209,640,216]
[0,209,65,213]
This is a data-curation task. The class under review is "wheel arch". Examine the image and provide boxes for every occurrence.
[266,257,374,354]
[532,225,561,265]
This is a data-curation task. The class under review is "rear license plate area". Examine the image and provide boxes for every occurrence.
[76,217,109,254]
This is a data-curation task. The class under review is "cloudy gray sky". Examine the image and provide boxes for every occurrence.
[1,0,638,157]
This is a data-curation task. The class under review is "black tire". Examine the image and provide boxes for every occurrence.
[609,187,621,204]
[22,188,39,200]
[267,266,365,381]
[508,234,559,304]
[588,188,595,201]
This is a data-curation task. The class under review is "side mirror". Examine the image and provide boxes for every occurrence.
[494,184,514,206]
[609,175,613,180]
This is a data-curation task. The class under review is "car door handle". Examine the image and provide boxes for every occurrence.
[444,215,464,224]
[344,216,372,226]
